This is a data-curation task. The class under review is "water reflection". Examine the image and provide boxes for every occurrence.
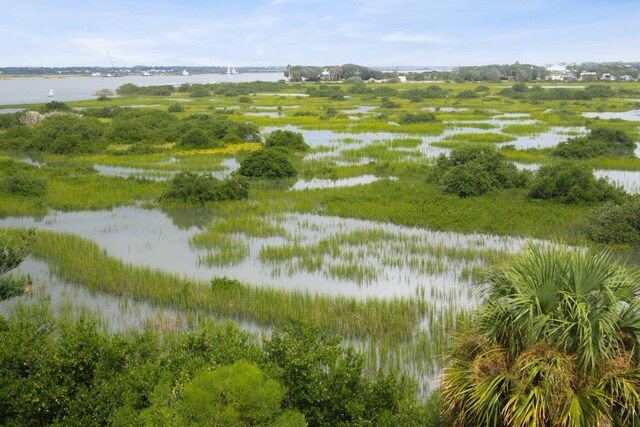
[0,206,537,301]
[582,110,640,121]
[291,175,382,190]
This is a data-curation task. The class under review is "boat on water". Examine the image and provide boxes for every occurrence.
[226,66,240,78]
[47,88,55,97]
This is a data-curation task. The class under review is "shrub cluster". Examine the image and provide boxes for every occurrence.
[528,161,625,204]
[554,127,636,159]
[0,308,431,426]
[264,130,309,152]
[430,147,528,197]
[0,172,47,197]
[239,149,297,178]
[160,172,248,204]
[398,111,437,124]
[0,108,261,154]
[587,197,640,245]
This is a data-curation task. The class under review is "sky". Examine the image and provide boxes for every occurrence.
[1,0,639,67]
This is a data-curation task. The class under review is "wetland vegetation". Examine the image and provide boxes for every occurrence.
[1,77,640,425]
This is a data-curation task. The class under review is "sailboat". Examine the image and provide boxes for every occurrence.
[47,87,55,97]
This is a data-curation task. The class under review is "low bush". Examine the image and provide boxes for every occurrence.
[587,197,640,245]
[264,130,309,152]
[430,147,528,197]
[528,161,625,204]
[554,127,636,159]
[0,172,48,197]
[160,172,248,204]
[398,111,437,124]
[239,149,297,179]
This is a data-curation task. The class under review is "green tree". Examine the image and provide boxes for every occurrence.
[265,130,309,152]
[160,172,248,204]
[587,196,640,245]
[442,244,640,426]
[179,127,210,148]
[528,161,625,204]
[431,147,528,197]
[142,361,306,426]
[0,229,34,301]
[239,149,297,179]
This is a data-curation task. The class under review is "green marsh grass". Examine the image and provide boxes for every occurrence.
[27,229,431,341]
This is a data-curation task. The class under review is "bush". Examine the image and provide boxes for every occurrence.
[265,130,309,152]
[160,172,248,204]
[167,103,184,113]
[456,90,478,99]
[31,115,106,154]
[554,127,636,159]
[0,172,47,197]
[0,229,34,301]
[239,149,297,179]
[527,161,625,204]
[178,128,210,148]
[431,147,528,197]
[398,111,437,124]
[587,197,640,245]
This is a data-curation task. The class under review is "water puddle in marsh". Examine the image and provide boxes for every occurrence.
[0,258,265,335]
[290,175,386,190]
[0,207,536,303]
[11,156,239,181]
[583,110,640,121]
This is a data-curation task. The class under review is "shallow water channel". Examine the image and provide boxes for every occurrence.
[0,206,534,303]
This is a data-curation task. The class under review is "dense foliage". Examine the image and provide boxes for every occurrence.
[528,161,625,204]
[265,130,309,152]
[554,127,636,159]
[239,149,297,179]
[430,147,528,197]
[0,171,47,197]
[0,229,34,301]
[398,111,437,124]
[0,306,430,426]
[587,196,640,245]
[442,244,640,426]
[0,108,260,154]
[160,172,249,204]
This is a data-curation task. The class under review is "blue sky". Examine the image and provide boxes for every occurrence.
[1,0,638,67]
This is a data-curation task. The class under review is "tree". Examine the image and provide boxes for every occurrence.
[555,127,636,159]
[142,361,306,426]
[431,147,528,197]
[442,244,640,426]
[239,149,297,179]
[265,130,309,152]
[0,229,34,301]
[587,196,640,245]
[528,161,625,204]
[160,172,248,204]
[179,128,210,148]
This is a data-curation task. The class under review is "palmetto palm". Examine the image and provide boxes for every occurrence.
[442,243,640,426]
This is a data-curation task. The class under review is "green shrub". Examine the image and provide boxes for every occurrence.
[167,103,184,113]
[178,128,210,148]
[587,197,640,245]
[239,149,297,179]
[0,229,34,301]
[0,172,48,197]
[160,172,248,204]
[265,130,309,152]
[30,115,106,154]
[456,90,478,99]
[431,147,528,197]
[554,127,636,159]
[527,161,625,204]
[398,111,437,124]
